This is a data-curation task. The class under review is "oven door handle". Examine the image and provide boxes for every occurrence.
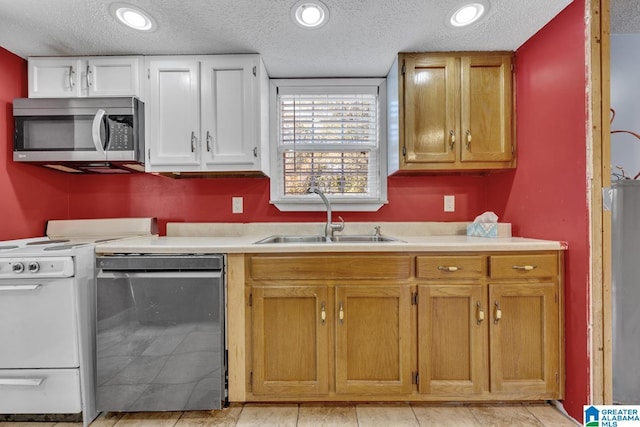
[0,377,45,387]
[0,284,42,291]
[92,109,108,156]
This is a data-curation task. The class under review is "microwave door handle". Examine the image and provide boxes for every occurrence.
[91,109,107,157]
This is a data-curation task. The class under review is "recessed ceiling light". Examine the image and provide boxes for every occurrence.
[291,0,329,29]
[109,3,157,31]
[447,1,489,28]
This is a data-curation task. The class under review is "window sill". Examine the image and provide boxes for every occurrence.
[271,200,388,212]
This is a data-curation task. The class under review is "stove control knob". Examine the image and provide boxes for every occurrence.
[12,262,24,274]
[28,262,40,273]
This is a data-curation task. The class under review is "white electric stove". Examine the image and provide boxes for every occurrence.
[0,218,157,426]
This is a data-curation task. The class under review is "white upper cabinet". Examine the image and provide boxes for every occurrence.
[28,56,143,99]
[145,54,269,175]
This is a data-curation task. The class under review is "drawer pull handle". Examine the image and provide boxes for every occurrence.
[0,378,44,387]
[339,302,344,325]
[449,130,456,150]
[438,266,461,272]
[512,265,536,271]
[320,302,326,325]
[466,130,472,149]
[476,301,485,324]
[494,300,502,324]
[0,284,42,291]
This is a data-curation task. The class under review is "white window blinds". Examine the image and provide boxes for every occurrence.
[277,90,379,198]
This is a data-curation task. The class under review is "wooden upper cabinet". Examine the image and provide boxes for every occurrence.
[393,52,515,173]
[403,55,458,164]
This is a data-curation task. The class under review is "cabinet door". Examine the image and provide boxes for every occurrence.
[402,55,458,165]
[417,284,485,396]
[488,283,559,397]
[86,57,142,98]
[146,58,201,168]
[460,55,513,163]
[201,57,258,169]
[335,285,412,395]
[28,58,82,97]
[251,286,330,396]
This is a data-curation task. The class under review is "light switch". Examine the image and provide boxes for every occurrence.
[232,197,243,214]
[444,195,455,212]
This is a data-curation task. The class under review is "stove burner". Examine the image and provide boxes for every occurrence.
[25,239,70,245]
[0,245,19,250]
[43,244,82,251]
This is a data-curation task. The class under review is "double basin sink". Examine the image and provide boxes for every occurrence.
[255,235,403,244]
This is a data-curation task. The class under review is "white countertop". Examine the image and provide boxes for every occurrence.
[94,222,567,254]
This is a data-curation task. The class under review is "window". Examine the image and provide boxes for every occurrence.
[269,78,388,211]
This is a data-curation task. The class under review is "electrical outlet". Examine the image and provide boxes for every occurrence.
[232,197,243,214]
[444,195,455,212]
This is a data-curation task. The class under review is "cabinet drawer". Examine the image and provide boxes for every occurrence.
[0,368,81,413]
[489,254,558,279]
[248,255,412,280]
[416,256,485,279]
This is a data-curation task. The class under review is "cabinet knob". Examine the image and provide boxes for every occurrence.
[320,302,326,325]
[437,265,461,272]
[68,66,75,90]
[494,300,502,324]
[476,301,485,324]
[512,265,536,271]
[191,131,197,153]
[339,302,344,325]
[206,131,212,152]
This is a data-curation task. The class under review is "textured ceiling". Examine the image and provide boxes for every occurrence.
[0,0,572,78]
[611,0,640,33]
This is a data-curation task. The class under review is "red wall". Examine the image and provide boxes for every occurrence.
[65,173,489,234]
[0,47,69,239]
[488,0,590,420]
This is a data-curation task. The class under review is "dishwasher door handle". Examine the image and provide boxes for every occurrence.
[98,271,223,279]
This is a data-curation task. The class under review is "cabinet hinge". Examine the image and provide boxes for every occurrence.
[412,372,419,385]
[401,60,406,75]
[411,292,418,305]
[253,147,258,157]
[252,66,257,76]
[248,293,253,307]
[402,145,407,157]
[147,68,150,79]
[250,371,253,386]
[147,148,151,160]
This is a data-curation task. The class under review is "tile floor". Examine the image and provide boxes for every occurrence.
[0,402,579,426]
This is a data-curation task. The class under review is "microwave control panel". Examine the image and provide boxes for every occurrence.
[108,116,134,150]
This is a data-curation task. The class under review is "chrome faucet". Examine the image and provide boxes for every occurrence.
[310,187,344,240]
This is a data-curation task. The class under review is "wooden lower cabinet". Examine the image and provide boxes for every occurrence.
[245,251,563,402]
[250,286,329,395]
[488,282,560,397]
[417,284,486,396]
[335,285,412,395]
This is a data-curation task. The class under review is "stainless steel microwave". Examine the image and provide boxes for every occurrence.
[13,97,145,173]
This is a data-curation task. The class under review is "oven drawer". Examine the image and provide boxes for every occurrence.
[0,368,81,413]
[0,278,79,368]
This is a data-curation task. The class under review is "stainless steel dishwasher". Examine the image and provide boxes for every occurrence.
[95,254,226,412]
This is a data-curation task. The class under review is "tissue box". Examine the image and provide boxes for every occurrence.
[466,223,512,238]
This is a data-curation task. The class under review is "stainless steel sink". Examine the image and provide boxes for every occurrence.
[254,235,327,244]
[254,235,402,244]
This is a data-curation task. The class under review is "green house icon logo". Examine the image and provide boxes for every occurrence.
[584,406,599,427]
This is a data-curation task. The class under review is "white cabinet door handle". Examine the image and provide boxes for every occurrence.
[0,378,45,387]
